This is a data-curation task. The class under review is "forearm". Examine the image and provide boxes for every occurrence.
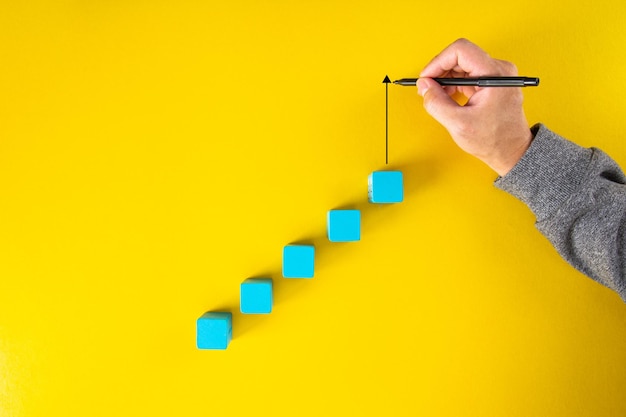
[495,124,626,301]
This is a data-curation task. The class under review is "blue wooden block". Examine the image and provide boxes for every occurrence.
[196,312,232,350]
[240,278,273,314]
[283,245,315,278]
[368,171,403,203]
[327,210,361,242]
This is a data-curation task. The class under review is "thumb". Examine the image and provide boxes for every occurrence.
[417,78,461,128]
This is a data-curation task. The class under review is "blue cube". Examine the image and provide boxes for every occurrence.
[327,210,361,242]
[368,171,403,203]
[196,312,232,350]
[240,278,273,314]
[283,245,315,278]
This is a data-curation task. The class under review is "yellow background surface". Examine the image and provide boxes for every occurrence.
[1,1,625,416]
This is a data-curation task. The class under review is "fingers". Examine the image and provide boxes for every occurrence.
[495,59,518,76]
[419,38,511,78]
[416,39,520,128]
[417,78,462,128]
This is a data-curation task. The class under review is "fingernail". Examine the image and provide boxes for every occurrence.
[417,79,429,97]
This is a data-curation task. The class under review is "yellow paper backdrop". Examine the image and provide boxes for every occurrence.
[1,1,625,416]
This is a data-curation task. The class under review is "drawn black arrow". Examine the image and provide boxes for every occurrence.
[382,75,391,164]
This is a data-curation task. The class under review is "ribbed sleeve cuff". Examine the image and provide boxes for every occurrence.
[495,124,594,222]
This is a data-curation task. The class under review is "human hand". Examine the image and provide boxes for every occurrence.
[417,39,534,176]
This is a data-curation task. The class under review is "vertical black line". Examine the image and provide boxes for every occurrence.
[385,82,388,165]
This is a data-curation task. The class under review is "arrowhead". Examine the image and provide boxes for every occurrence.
[382,75,391,84]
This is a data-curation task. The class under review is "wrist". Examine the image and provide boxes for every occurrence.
[487,128,535,176]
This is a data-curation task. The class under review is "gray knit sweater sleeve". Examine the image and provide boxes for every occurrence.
[495,124,626,301]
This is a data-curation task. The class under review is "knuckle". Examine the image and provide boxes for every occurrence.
[498,60,518,75]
